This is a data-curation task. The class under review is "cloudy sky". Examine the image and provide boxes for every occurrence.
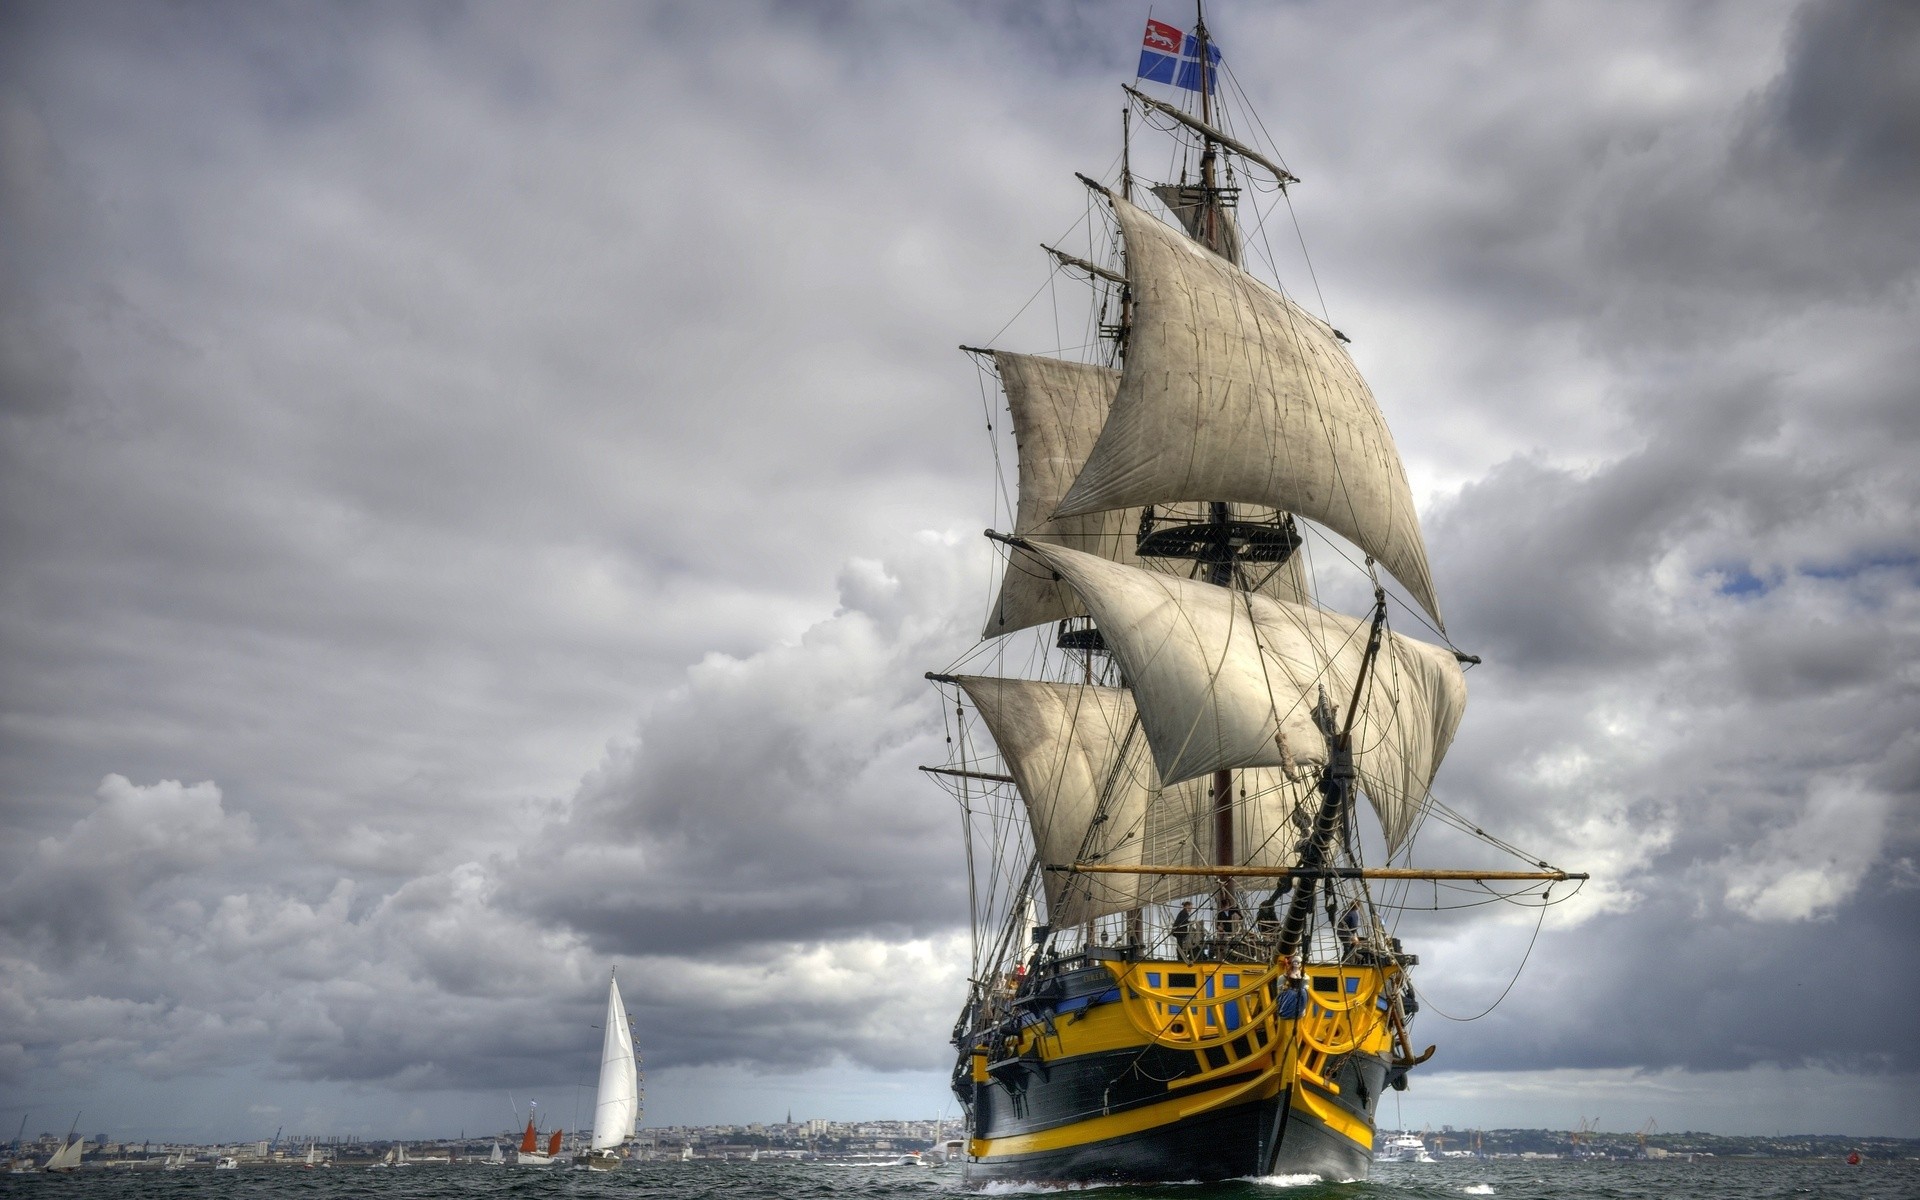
[3,0,1916,1144]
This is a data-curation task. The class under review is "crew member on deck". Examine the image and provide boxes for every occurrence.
[1337,900,1362,958]
[1255,878,1289,941]
[1172,900,1196,961]
[1216,895,1241,943]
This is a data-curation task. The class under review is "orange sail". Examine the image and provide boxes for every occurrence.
[546,1129,563,1157]
[519,1118,538,1155]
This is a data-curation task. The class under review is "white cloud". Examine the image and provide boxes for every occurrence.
[1720,775,1892,921]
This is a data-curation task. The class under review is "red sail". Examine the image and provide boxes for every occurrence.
[519,1118,538,1154]
[546,1130,562,1156]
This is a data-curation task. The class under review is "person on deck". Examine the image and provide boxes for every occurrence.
[1216,896,1242,945]
[1255,878,1289,942]
[1171,900,1196,961]
[1337,900,1362,958]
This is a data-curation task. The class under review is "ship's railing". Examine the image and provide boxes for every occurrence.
[1104,959,1400,1100]
[1107,960,1284,1052]
[1292,965,1397,1093]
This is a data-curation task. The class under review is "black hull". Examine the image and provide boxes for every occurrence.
[961,1050,1387,1187]
[961,1087,1372,1186]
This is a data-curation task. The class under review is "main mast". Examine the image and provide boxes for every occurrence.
[1194,2,1224,262]
[1200,0,1228,893]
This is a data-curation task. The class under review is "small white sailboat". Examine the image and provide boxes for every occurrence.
[44,1140,84,1173]
[485,1141,505,1166]
[45,1117,85,1174]
[679,1144,693,1162]
[583,970,640,1171]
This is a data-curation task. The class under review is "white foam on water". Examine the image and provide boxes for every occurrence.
[1460,1186,1496,1195]
[972,1182,1123,1195]
[1241,1173,1325,1188]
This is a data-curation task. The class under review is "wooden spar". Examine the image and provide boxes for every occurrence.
[919,764,1016,786]
[1207,506,1235,884]
[1047,864,1589,882]
[1122,86,1300,187]
[1042,244,1127,287]
[1075,172,1113,199]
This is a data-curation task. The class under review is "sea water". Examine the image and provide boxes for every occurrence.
[2,1157,1914,1200]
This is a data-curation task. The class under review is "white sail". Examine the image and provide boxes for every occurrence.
[987,350,1307,638]
[1021,542,1464,850]
[590,973,638,1153]
[955,677,1154,922]
[1151,183,1243,265]
[45,1138,83,1172]
[957,676,1319,920]
[985,354,1136,637]
[1056,195,1444,629]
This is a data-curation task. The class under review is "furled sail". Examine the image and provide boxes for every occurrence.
[1020,542,1465,850]
[1055,195,1444,629]
[956,676,1316,921]
[590,974,637,1153]
[986,350,1307,637]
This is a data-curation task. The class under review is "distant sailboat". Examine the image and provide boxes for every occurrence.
[44,1125,84,1174]
[514,1108,563,1166]
[485,1142,505,1166]
[583,970,640,1171]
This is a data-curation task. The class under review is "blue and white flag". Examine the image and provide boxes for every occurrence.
[1137,17,1221,93]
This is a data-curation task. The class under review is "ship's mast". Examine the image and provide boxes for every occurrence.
[1194,2,1236,887]
[1194,2,1223,260]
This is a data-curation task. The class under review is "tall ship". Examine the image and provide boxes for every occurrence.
[924,6,1585,1186]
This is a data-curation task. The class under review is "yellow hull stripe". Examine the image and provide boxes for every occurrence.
[970,1073,1282,1159]
[1293,1081,1372,1147]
